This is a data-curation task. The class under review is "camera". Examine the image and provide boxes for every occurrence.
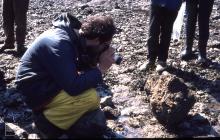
[113,53,123,65]
[111,45,122,65]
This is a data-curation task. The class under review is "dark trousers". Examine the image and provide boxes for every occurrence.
[0,69,6,92]
[33,109,107,138]
[33,112,63,139]
[2,0,29,46]
[147,5,178,62]
[185,0,214,58]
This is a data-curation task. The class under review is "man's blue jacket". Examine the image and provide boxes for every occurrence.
[15,13,103,111]
[151,0,182,11]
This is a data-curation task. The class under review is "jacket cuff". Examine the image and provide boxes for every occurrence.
[93,67,103,85]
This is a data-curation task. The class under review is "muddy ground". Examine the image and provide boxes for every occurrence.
[0,0,220,138]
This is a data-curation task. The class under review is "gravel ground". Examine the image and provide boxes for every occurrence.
[0,0,219,138]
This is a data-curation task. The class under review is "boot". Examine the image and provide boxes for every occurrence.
[180,46,193,60]
[17,45,27,56]
[0,43,15,53]
[197,44,211,65]
[156,61,167,73]
[145,59,156,71]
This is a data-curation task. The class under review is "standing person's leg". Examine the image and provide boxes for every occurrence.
[146,5,162,69]
[158,8,178,63]
[181,0,198,59]
[0,68,6,92]
[13,0,29,55]
[156,8,178,72]
[0,0,15,51]
[197,0,214,61]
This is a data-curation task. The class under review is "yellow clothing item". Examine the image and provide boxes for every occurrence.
[43,88,100,130]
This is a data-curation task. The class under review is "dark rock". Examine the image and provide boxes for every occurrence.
[146,73,196,128]
[191,113,210,125]
[115,2,120,9]
[82,7,93,15]
[100,96,114,108]
[80,4,89,10]
[102,106,120,120]
[20,131,29,139]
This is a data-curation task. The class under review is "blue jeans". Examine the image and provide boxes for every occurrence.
[185,0,214,58]
[147,5,178,62]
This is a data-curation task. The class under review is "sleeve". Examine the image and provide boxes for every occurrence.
[38,40,103,96]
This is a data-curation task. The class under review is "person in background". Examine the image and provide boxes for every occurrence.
[0,68,6,92]
[15,13,116,138]
[146,0,182,72]
[180,0,214,65]
[0,0,29,55]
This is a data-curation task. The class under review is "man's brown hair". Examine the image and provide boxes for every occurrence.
[81,15,116,43]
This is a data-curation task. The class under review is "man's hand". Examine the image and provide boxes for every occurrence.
[97,47,115,74]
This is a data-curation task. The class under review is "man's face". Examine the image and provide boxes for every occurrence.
[84,39,111,66]
[86,40,111,57]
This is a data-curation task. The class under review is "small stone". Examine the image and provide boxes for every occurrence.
[80,4,89,10]
[197,90,205,96]
[102,106,120,120]
[121,107,133,116]
[138,62,147,71]
[180,61,187,68]
[28,134,40,139]
[129,118,141,128]
[100,96,114,108]
[20,131,29,139]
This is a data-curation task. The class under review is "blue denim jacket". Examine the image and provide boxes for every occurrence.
[151,0,182,11]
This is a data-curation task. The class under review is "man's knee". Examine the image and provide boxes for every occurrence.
[33,113,64,138]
